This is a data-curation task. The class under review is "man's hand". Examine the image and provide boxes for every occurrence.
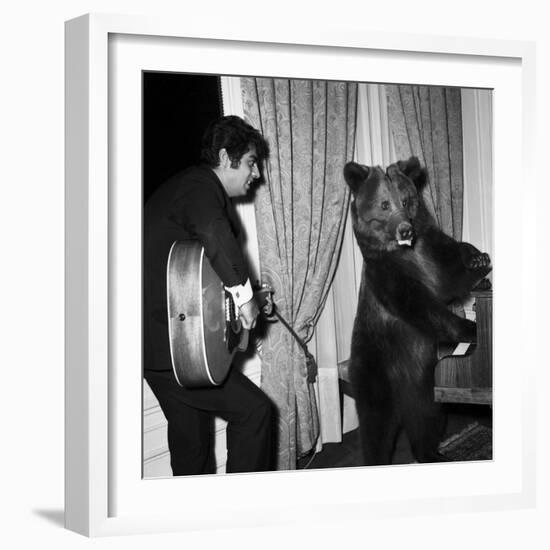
[238,298,259,330]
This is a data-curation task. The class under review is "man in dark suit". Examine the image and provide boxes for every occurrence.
[143,115,273,475]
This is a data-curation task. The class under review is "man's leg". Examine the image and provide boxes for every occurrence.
[212,369,274,473]
[145,370,213,475]
[145,368,274,474]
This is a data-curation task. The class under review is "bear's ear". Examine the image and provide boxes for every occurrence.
[344,162,369,195]
[397,156,428,191]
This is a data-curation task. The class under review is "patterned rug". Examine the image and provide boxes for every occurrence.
[439,422,492,461]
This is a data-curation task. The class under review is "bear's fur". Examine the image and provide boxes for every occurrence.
[344,156,491,465]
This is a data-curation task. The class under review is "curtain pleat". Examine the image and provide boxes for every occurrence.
[385,85,464,239]
[242,78,357,469]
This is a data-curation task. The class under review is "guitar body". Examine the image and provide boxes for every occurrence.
[167,240,236,387]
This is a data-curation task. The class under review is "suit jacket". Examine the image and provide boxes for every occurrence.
[143,165,249,371]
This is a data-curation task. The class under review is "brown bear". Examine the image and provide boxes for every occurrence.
[343,156,491,465]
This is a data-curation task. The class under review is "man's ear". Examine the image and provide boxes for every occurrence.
[218,148,231,168]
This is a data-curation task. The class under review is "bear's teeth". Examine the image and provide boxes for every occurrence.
[397,239,413,246]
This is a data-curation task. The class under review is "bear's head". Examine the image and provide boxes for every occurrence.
[343,156,430,255]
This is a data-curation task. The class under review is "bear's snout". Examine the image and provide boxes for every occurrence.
[396,222,414,246]
[388,209,414,246]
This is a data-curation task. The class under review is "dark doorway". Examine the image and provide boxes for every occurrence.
[142,72,223,475]
[142,72,223,203]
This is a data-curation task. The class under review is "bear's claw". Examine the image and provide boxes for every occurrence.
[466,252,491,270]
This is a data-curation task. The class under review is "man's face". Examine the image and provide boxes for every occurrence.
[224,146,260,197]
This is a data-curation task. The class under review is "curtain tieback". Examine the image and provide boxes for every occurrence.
[271,306,318,383]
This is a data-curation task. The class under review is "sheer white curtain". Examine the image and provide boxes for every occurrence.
[461,89,493,261]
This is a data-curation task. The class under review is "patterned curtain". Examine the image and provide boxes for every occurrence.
[385,85,464,239]
[241,78,357,470]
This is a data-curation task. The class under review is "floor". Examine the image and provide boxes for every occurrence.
[297,403,492,470]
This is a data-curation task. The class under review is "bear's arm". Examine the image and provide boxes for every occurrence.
[419,228,492,299]
[369,267,476,343]
[423,228,492,274]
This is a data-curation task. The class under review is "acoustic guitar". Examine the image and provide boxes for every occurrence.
[166,240,272,388]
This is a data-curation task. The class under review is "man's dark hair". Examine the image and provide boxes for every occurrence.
[200,115,270,179]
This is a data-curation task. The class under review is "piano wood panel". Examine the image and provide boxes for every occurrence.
[434,290,492,405]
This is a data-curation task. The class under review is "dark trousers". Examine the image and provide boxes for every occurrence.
[144,367,274,475]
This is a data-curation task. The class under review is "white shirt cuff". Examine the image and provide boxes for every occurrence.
[225,279,254,308]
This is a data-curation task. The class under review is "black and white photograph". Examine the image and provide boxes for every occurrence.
[141,72,494,478]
